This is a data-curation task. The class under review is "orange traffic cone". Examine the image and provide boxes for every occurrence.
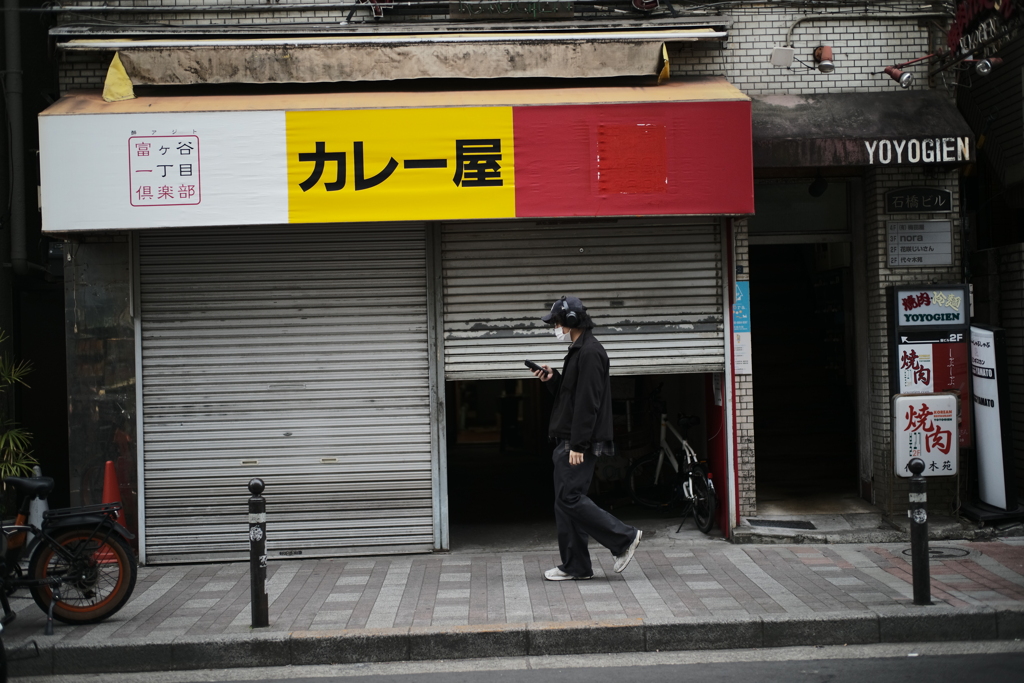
[97,461,121,564]
[101,460,121,517]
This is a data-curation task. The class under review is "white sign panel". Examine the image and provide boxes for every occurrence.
[39,111,288,231]
[128,135,201,207]
[887,220,953,267]
[894,393,958,477]
[893,287,967,327]
[896,344,934,393]
[971,327,1008,509]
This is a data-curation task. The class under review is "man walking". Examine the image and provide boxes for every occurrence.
[531,296,642,580]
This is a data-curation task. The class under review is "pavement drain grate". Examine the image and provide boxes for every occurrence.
[747,519,817,530]
[901,546,970,559]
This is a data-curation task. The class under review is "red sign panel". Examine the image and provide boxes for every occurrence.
[513,101,754,217]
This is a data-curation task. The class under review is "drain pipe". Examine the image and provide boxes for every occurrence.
[4,0,27,276]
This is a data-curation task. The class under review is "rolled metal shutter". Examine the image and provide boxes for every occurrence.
[139,224,432,564]
[443,218,723,379]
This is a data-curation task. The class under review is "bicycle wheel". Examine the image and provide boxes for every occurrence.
[628,451,678,508]
[691,467,717,534]
[28,527,137,625]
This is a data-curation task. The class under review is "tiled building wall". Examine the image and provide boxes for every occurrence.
[732,218,755,517]
[58,57,109,94]
[864,167,964,516]
[669,4,948,96]
[58,3,951,98]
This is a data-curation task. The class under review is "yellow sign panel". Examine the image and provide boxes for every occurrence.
[286,107,516,223]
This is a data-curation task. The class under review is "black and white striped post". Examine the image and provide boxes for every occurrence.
[248,478,269,627]
[907,458,931,606]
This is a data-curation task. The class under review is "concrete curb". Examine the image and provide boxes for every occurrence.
[10,606,1024,677]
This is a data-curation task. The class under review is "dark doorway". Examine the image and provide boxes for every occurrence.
[750,243,858,502]
[445,378,556,526]
[444,373,715,548]
[16,282,70,509]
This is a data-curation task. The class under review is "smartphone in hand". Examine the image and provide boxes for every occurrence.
[524,360,545,373]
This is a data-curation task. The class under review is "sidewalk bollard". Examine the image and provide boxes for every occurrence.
[248,478,269,628]
[908,458,931,606]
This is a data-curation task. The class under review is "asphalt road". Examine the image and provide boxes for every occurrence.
[15,642,1024,683]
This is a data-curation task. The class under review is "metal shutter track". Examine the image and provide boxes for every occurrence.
[443,219,723,379]
[140,224,432,563]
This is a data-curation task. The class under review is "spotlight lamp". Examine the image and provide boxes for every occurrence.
[882,53,940,89]
[813,45,835,74]
[884,65,914,89]
[974,57,1003,76]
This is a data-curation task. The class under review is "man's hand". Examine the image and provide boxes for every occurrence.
[569,450,584,466]
[531,364,552,382]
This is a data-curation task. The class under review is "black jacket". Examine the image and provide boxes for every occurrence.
[546,329,613,452]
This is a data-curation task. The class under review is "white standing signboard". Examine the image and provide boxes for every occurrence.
[971,327,1010,509]
[894,393,958,477]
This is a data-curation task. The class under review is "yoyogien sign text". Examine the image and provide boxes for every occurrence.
[865,137,971,165]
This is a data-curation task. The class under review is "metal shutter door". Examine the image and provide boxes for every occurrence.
[139,224,432,564]
[443,218,723,379]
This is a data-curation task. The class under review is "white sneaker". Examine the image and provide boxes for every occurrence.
[544,567,592,581]
[613,530,642,573]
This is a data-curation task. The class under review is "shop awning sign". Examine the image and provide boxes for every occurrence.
[286,107,517,223]
[39,79,754,232]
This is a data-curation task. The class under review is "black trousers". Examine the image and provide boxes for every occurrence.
[552,440,637,577]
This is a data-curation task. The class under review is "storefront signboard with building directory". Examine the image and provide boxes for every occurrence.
[888,284,971,447]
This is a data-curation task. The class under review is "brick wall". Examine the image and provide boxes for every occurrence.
[669,5,947,96]
[57,3,952,97]
[58,57,109,94]
[864,167,964,517]
[733,218,755,517]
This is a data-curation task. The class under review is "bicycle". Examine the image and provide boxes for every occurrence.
[0,476,138,635]
[627,414,717,534]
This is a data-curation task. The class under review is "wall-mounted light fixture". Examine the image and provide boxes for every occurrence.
[881,53,940,89]
[813,45,835,73]
[971,57,1003,76]
[884,65,914,88]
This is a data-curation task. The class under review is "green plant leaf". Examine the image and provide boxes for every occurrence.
[0,355,32,388]
[0,327,34,480]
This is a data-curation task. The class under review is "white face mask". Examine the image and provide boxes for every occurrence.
[554,326,571,343]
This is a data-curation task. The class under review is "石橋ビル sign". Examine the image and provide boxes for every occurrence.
[885,187,952,214]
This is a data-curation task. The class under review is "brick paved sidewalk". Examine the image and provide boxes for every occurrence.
[5,538,1024,676]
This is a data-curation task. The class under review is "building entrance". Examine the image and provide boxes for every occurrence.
[750,243,859,510]
[444,373,715,549]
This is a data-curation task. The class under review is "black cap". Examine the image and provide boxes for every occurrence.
[542,296,585,325]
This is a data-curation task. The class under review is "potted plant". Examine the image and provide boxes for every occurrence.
[0,329,36,489]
